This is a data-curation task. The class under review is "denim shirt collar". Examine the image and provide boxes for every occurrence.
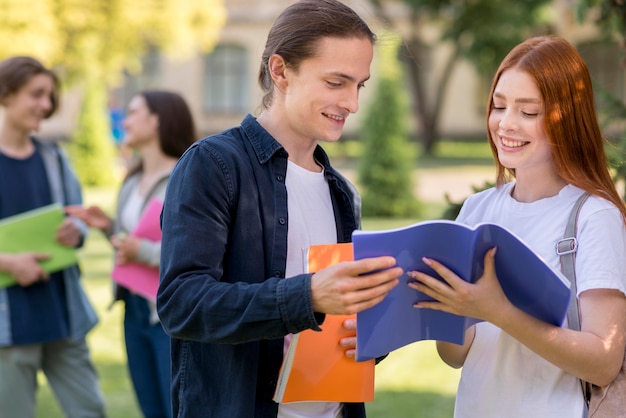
[240,114,284,165]
[240,113,338,177]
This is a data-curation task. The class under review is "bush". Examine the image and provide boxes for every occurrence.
[65,80,119,187]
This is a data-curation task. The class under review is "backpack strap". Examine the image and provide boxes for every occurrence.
[558,192,590,331]
[54,143,68,206]
[557,191,591,404]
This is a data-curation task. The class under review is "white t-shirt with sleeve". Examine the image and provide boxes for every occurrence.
[453,183,626,418]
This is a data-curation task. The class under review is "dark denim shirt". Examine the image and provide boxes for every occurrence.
[158,115,365,418]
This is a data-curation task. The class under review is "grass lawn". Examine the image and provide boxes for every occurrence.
[36,216,461,418]
[36,188,142,418]
[35,214,462,418]
[361,219,460,418]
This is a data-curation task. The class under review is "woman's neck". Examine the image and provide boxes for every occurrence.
[511,171,568,202]
[136,144,178,196]
[139,141,176,172]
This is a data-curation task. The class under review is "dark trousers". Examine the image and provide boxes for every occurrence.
[124,294,172,418]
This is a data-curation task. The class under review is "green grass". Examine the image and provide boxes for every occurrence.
[367,343,460,418]
[37,239,460,417]
[322,138,493,168]
[362,219,460,417]
[431,140,492,160]
[35,220,142,418]
[37,217,458,418]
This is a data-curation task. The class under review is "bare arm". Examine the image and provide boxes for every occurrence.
[409,249,626,386]
[437,326,476,369]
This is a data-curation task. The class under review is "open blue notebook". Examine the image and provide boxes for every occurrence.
[353,220,571,362]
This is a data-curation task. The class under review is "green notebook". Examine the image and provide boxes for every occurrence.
[0,203,78,288]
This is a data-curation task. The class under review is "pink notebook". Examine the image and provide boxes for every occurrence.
[112,198,163,301]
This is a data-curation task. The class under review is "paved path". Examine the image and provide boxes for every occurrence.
[414,166,495,203]
[338,165,495,205]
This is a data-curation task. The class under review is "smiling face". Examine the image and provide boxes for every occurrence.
[1,73,55,134]
[488,68,555,177]
[276,36,373,144]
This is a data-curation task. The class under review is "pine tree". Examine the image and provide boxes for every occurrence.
[358,35,420,218]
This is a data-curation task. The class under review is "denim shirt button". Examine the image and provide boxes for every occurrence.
[276,175,284,182]
[278,218,286,225]
[273,271,282,278]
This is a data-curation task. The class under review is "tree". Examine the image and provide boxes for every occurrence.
[575,0,626,50]
[368,0,553,155]
[64,60,118,186]
[575,0,626,199]
[358,34,419,218]
[0,0,226,185]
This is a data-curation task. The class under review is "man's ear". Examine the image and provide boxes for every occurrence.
[268,54,288,90]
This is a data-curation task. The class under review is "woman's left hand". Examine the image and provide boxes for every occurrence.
[407,247,511,324]
[111,234,141,265]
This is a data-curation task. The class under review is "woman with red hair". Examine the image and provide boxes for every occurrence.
[409,36,626,417]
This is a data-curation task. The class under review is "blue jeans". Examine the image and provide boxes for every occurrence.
[124,294,171,418]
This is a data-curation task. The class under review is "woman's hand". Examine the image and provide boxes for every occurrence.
[111,234,141,265]
[407,247,511,324]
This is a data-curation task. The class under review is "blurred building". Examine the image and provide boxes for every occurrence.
[39,0,626,143]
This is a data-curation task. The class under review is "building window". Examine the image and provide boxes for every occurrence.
[121,47,162,105]
[203,44,249,113]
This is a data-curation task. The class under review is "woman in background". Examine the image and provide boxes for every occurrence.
[68,90,196,418]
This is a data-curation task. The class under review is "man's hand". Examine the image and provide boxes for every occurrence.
[340,318,358,358]
[65,205,113,233]
[1,253,50,286]
[55,218,82,247]
[311,256,401,316]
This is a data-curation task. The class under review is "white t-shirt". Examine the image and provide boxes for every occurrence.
[119,188,143,234]
[453,183,626,418]
[278,160,342,418]
[119,188,161,323]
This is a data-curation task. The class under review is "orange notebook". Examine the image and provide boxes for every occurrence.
[273,243,375,403]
